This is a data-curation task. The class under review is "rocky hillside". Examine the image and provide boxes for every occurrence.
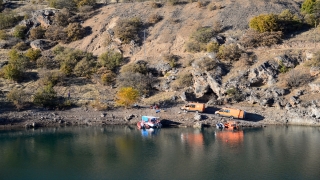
[0,0,320,125]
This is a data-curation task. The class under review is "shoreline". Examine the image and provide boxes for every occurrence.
[1,103,320,130]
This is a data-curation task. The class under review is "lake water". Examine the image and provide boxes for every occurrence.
[1,125,320,180]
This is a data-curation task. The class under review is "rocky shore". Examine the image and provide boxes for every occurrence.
[1,101,320,130]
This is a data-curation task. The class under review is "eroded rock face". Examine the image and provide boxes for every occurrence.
[248,60,279,86]
[274,55,298,68]
[20,9,57,29]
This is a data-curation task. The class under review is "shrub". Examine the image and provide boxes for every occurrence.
[163,54,179,68]
[13,42,29,51]
[120,61,148,74]
[285,69,312,88]
[39,70,65,86]
[100,71,116,85]
[226,87,245,102]
[66,22,85,41]
[90,99,109,111]
[54,8,70,27]
[195,57,218,71]
[37,56,59,69]
[48,0,77,10]
[78,5,93,13]
[185,41,203,53]
[74,57,96,77]
[98,50,123,71]
[301,0,317,14]
[249,14,279,33]
[279,60,289,73]
[206,42,219,52]
[13,25,27,39]
[172,72,193,90]
[114,17,142,44]
[6,88,28,110]
[278,9,302,32]
[192,27,214,43]
[213,20,223,33]
[240,30,282,48]
[148,14,162,24]
[25,48,41,62]
[29,26,45,40]
[115,87,140,108]
[0,12,21,30]
[33,84,57,108]
[45,25,68,43]
[117,72,154,95]
[305,50,320,67]
[74,0,96,7]
[0,30,8,40]
[217,44,242,61]
[1,50,28,81]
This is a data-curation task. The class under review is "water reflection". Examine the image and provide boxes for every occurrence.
[140,128,160,138]
[1,126,320,180]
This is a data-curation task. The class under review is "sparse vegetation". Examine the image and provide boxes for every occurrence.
[195,57,218,71]
[163,54,179,68]
[6,88,28,110]
[114,17,142,44]
[148,14,162,24]
[66,22,86,41]
[120,61,148,74]
[285,69,312,88]
[240,30,282,48]
[172,72,193,90]
[217,44,242,62]
[13,25,27,39]
[0,11,21,30]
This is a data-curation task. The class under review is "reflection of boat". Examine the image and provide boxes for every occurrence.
[137,116,162,129]
[141,128,160,137]
[181,132,204,146]
[215,130,244,145]
[216,123,224,129]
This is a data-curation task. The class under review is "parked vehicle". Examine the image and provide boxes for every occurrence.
[180,102,205,113]
[215,107,246,119]
[137,116,162,129]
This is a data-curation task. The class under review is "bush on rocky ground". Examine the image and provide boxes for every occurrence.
[286,69,312,88]
[240,30,282,48]
[6,88,29,110]
[114,17,142,44]
[29,26,45,40]
[98,50,123,71]
[217,43,242,62]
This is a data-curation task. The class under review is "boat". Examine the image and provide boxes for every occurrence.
[137,116,162,129]
[216,123,224,129]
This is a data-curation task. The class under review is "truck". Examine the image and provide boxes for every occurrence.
[215,107,246,119]
[181,102,205,113]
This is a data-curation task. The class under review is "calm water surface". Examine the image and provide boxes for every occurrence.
[1,126,320,180]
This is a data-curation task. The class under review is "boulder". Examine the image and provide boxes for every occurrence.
[30,39,57,50]
[274,55,298,68]
[309,79,320,92]
[248,60,278,86]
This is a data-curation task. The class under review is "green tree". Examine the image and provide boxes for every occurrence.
[98,50,123,71]
[115,87,140,108]
[249,14,279,32]
[301,0,317,14]
[25,48,41,62]
[33,84,57,108]
[13,25,27,39]
[66,22,85,41]
[1,50,28,81]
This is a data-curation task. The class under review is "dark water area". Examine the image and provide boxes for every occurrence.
[1,125,320,180]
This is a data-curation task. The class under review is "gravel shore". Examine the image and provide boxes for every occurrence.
[1,102,319,130]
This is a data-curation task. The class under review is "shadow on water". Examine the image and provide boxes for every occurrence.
[245,112,265,122]
[160,119,181,127]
